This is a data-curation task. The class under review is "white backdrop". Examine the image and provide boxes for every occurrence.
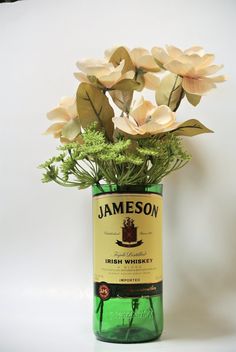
[0,0,236,351]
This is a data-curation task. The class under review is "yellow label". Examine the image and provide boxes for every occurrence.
[93,193,162,285]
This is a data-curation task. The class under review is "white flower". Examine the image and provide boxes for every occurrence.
[105,46,161,90]
[152,45,226,95]
[75,59,134,89]
[45,96,81,141]
[112,96,179,136]
[129,47,160,73]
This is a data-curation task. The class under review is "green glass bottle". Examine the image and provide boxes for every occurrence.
[92,184,163,343]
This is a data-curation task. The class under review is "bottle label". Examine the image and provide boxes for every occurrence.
[93,192,162,299]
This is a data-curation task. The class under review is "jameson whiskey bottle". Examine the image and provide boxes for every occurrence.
[92,184,163,343]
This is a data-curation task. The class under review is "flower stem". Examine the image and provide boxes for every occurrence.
[125,298,139,340]
[149,297,159,334]
[173,87,184,112]
[167,74,179,107]
[99,300,104,333]
[96,299,102,314]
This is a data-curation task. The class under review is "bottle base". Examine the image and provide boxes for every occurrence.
[95,326,162,344]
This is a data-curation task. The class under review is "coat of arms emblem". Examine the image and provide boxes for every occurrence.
[116,217,143,248]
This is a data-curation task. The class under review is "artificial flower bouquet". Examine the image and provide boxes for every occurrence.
[40,45,225,187]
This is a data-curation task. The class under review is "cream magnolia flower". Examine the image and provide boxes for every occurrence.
[112,96,179,136]
[45,96,81,141]
[130,48,160,72]
[152,45,226,95]
[75,59,134,89]
[105,46,160,90]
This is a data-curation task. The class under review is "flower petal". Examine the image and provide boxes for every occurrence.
[180,54,202,67]
[74,71,90,83]
[47,107,70,121]
[135,55,160,71]
[182,77,216,95]
[184,46,204,56]
[196,64,223,76]
[76,58,113,76]
[161,121,181,133]
[98,60,126,88]
[164,60,193,76]
[67,102,78,118]
[132,96,144,110]
[130,48,149,65]
[210,75,227,83]
[59,96,75,107]
[144,120,180,134]
[59,96,77,118]
[130,97,155,126]
[122,70,135,80]
[151,47,170,64]
[196,54,215,68]
[112,116,141,135]
[44,122,65,136]
[150,105,176,127]
[99,71,122,88]
[166,45,183,58]
[144,72,160,90]
[61,119,81,140]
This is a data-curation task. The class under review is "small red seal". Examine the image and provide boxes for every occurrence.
[98,283,110,300]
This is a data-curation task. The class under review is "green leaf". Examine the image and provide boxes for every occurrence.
[135,71,145,91]
[76,83,114,141]
[156,73,184,111]
[109,90,133,113]
[186,92,201,106]
[109,46,135,73]
[111,78,141,91]
[172,119,213,137]
[87,75,104,89]
[61,119,81,140]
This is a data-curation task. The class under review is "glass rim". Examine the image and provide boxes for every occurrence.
[92,183,163,196]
